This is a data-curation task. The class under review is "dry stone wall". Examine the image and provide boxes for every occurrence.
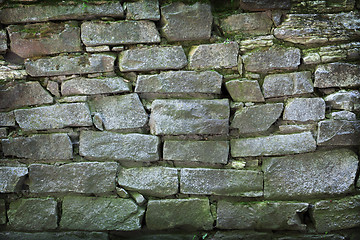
[0,0,359,239]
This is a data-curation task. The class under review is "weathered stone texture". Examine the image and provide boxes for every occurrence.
[240,0,291,10]
[161,2,213,42]
[29,162,118,194]
[0,199,5,225]
[317,120,360,146]
[314,63,360,88]
[0,232,108,240]
[119,46,187,72]
[81,21,160,46]
[25,54,116,77]
[225,79,265,102]
[325,90,360,111]
[149,99,230,135]
[189,42,238,70]
[0,111,15,126]
[231,132,316,157]
[212,231,272,240]
[180,168,263,197]
[283,98,326,122]
[163,141,229,164]
[240,35,274,52]
[0,69,27,81]
[0,30,7,53]
[331,111,357,121]
[1,133,73,160]
[117,167,178,197]
[217,200,308,230]
[291,0,355,13]
[146,198,213,230]
[125,0,160,21]
[60,196,144,231]
[79,131,159,162]
[0,166,28,193]
[262,149,358,199]
[8,198,57,230]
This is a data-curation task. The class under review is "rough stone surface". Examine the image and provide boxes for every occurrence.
[0,232,108,240]
[8,198,57,230]
[231,132,316,157]
[29,162,118,194]
[0,199,5,225]
[231,103,283,134]
[0,82,53,111]
[180,168,263,197]
[189,42,239,70]
[325,90,360,111]
[61,77,131,96]
[47,81,60,97]
[243,46,300,73]
[89,94,148,131]
[160,2,213,42]
[0,69,27,81]
[146,198,213,230]
[0,166,28,193]
[314,63,360,88]
[291,0,355,13]
[125,0,160,21]
[60,196,144,231]
[0,30,7,53]
[225,79,264,102]
[0,111,15,126]
[1,133,73,160]
[149,99,230,135]
[119,46,187,72]
[317,120,360,146]
[311,195,360,233]
[7,22,81,58]
[79,131,160,162]
[163,141,229,164]
[240,35,274,52]
[86,45,110,52]
[212,231,272,240]
[117,167,178,197]
[240,0,291,10]
[81,21,160,46]
[283,98,326,122]
[25,54,116,77]
[331,111,357,121]
[14,103,92,131]
[275,234,345,240]
[262,149,358,199]
[262,72,314,98]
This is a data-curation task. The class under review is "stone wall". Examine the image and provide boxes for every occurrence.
[0,0,359,239]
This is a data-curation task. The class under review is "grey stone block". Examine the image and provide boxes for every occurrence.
[0,232,108,240]
[125,0,160,21]
[317,120,360,146]
[225,79,264,102]
[0,166,28,193]
[331,111,357,121]
[0,29,7,53]
[0,111,15,127]
[240,0,291,10]
[314,63,360,88]
[283,98,326,122]
[324,90,360,111]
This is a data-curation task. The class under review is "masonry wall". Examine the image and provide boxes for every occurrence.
[0,0,360,239]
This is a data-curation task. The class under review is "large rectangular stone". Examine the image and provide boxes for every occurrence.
[262,149,358,200]
[0,111,15,126]
[314,63,360,88]
[0,232,108,240]
[149,99,230,135]
[29,162,118,194]
[283,98,326,122]
[79,131,160,162]
[125,0,160,21]
[317,120,360,146]
[0,29,7,53]
[180,168,263,197]
[230,132,316,157]
[0,165,28,193]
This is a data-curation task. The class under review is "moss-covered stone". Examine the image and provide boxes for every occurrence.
[225,79,264,102]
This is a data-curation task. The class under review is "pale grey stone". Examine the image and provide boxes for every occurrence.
[225,79,265,102]
[149,99,230,135]
[291,0,355,13]
[324,90,360,111]
[0,111,15,126]
[0,29,7,53]
[125,0,160,21]
[0,232,108,240]
[79,131,160,162]
[262,149,358,199]
[278,124,317,134]
[302,52,321,65]
[180,168,263,197]
[92,112,104,131]
[85,45,110,52]
[29,162,118,194]
[117,167,178,197]
[314,63,360,88]
[231,132,316,157]
[317,120,360,146]
[240,0,291,10]
[0,199,5,225]
[116,187,129,198]
[283,98,326,122]
[331,111,357,121]
[240,35,274,52]
[129,192,146,206]
[58,96,88,103]
[0,69,27,81]
[47,81,60,97]
[0,166,28,193]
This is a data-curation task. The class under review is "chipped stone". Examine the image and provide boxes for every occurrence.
[325,90,360,111]
[225,79,264,102]
[331,111,357,121]
[0,165,28,193]
[92,113,104,131]
[283,98,326,122]
[46,81,60,97]
[129,192,146,206]
[317,120,360,146]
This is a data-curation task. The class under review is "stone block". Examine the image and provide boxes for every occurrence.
[189,42,238,70]
[29,162,118,194]
[314,63,360,88]
[0,29,7,53]
[0,69,27,81]
[0,111,15,126]
[217,200,308,231]
[262,149,358,200]
[81,21,160,46]
[331,111,356,121]
[240,35,274,52]
[231,132,316,157]
[225,79,264,102]
[1,133,73,160]
[291,0,355,13]
[325,90,360,111]
[60,196,144,231]
[0,232,108,240]
[317,120,360,146]
[240,0,291,10]
[146,198,213,230]
[86,45,110,52]
[79,131,160,162]
[283,98,326,122]
[117,167,178,197]
[125,0,160,21]
[119,46,187,72]
[8,198,57,230]
[0,165,28,193]
[149,99,230,135]
[180,168,263,197]
[163,140,229,164]
[0,199,5,225]
[212,231,272,240]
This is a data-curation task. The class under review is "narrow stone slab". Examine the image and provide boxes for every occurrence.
[149,99,230,135]
[0,232,108,240]
[291,0,355,13]
[0,166,28,193]
[117,167,178,197]
[1,133,73,160]
[81,21,160,46]
[231,132,316,157]
[283,98,326,122]
[25,54,116,77]
[8,198,57,230]
[79,131,159,162]
[125,0,160,20]
[312,195,360,233]
[0,111,15,126]
[146,198,213,230]
[240,0,291,10]
[324,90,360,111]
[314,63,360,88]
[262,149,358,199]
[60,196,144,231]
[163,141,229,164]
[189,42,239,70]
[29,162,118,194]
[119,46,187,72]
[332,111,357,121]
[317,120,360,146]
[0,29,7,53]
[0,199,5,225]
[15,103,92,131]
[217,200,308,230]
[180,168,263,197]
[225,79,264,102]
